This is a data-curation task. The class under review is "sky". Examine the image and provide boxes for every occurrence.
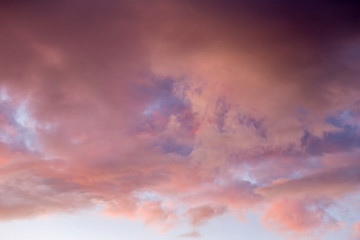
[0,0,360,239]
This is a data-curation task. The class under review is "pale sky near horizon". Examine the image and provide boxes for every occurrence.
[0,210,285,240]
[0,1,360,240]
[0,208,352,240]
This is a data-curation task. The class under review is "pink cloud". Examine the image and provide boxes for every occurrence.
[137,201,178,232]
[256,164,360,200]
[262,198,339,236]
[186,205,226,226]
[352,221,360,240]
[0,1,359,239]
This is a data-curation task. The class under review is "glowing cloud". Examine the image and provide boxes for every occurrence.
[0,1,359,239]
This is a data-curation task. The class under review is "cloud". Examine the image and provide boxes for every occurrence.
[256,164,360,200]
[262,197,339,236]
[186,205,227,226]
[0,0,359,239]
[352,221,360,240]
[137,201,178,232]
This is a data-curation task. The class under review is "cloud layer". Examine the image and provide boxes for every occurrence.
[0,0,360,239]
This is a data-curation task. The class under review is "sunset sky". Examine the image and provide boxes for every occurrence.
[0,1,360,239]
